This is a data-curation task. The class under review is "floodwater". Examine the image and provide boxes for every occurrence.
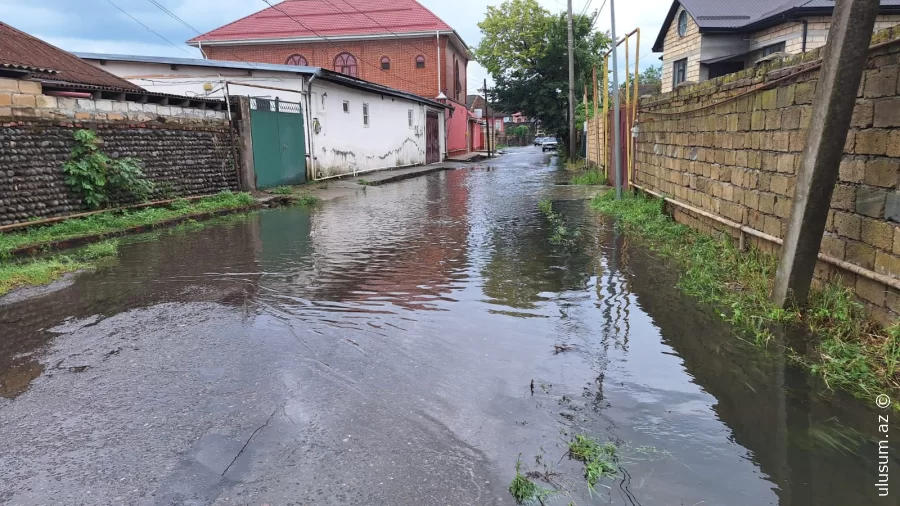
[0,147,897,505]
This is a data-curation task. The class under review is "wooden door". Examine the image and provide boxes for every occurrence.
[426,112,440,164]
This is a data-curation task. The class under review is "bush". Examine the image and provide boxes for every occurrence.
[62,129,155,208]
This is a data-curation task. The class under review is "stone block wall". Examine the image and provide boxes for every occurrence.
[634,26,900,324]
[0,77,238,225]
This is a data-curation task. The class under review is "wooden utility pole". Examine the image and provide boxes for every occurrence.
[771,0,879,307]
[567,0,576,159]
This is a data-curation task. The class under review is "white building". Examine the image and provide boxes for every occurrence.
[77,53,448,185]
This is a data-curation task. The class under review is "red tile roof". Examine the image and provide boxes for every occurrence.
[189,0,453,43]
[0,22,143,92]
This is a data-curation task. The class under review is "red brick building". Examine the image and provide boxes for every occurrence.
[190,0,474,156]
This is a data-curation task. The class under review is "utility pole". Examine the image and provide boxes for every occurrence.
[771,0,879,308]
[610,0,622,199]
[567,0,576,160]
[484,79,492,158]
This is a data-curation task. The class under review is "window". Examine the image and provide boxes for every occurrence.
[495,119,501,130]
[363,103,369,127]
[285,54,308,66]
[673,58,687,86]
[334,52,358,77]
[343,101,349,113]
[381,56,391,70]
[454,58,462,99]
[408,109,413,128]
[677,10,688,37]
[415,55,425,69]
[761,42,786,57]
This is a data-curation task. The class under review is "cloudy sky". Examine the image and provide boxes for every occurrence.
[0,0,668,94]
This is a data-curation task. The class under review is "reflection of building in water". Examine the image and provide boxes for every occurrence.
[622,242,898,506]
[262,171,471,311]
[0,217,263,399]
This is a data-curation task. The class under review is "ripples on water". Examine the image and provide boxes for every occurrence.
[1,150,897,505]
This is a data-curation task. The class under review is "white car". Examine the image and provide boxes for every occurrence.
[541,137,559,152]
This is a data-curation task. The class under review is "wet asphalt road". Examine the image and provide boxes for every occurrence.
[1,147,898,505]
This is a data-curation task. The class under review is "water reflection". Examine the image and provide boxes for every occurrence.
[0,155,897,505]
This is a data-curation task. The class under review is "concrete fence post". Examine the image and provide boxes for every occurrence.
[771,0,880,308]
[234,96,257,192]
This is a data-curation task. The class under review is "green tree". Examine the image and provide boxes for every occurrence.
[640,64,662,85]
[475,0,611,150]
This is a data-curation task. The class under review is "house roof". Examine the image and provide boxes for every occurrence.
[653,0,900,52]
[0,22,143,92]
[189,0,453,43]
[75,52,449,110]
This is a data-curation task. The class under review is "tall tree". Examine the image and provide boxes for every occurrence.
[475,0,611,148]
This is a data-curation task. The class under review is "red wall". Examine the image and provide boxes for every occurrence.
[446,100,469,156]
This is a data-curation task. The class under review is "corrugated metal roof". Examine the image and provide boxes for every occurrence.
[189,0,453,43]
[0,22,144,92]
[654,0,900,51]
[75,53,449,110]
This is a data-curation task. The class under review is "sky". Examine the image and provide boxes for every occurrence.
[0,0,669,96]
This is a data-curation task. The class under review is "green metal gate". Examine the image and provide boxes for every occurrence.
[250,98,307,188]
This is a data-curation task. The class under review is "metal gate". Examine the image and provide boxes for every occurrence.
[250,98,307,188]
[426,112,440,164]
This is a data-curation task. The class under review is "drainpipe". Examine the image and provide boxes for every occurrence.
[305,71,319,181]
[801,19,809,52]
[198,40,207,59]
[436,31,441,95]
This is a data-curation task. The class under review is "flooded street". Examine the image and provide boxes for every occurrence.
[1,147,897,505]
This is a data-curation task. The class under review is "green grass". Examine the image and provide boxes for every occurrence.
[294,194,320,206]
[538,200,581,248]
[508,456,554,505]
[78,240,119,260]
[269,186,293,195]
[567,435,619,491]
[592,190,900,408]
[357,179,371,186]
[0,257,87,295]
[0,191,255,258]
[571,169,608,186]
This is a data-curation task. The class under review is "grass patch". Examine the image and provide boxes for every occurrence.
[294,193,320,207]
[0,191,255,258]
[357,179,371,186]
[571,169,608,186]
[269,186,293,195]
[538,200,581,248]
[79,240,119,260]
[0,258,87,296]
[509,456,555,505]
[567,435,619,491]
[592,190,900,408]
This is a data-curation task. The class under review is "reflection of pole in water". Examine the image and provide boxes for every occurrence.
[600,225,631,351]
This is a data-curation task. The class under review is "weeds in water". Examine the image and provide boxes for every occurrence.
[0,191,255,258]
[78,240,119,260]
[0,257,86,295]
[294,194,320,206]
[538,200,581,248]
[269,186,293,195]
[509,456,555,505]
[571,170,608,186]
[567,435,619,491]
[592,190,900,408]
[358,179,371,186]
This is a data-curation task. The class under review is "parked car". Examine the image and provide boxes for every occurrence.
[533,136,545,146]
[541,137,559,152]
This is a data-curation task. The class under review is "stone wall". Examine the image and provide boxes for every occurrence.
[0,77,237,225]
[634,26,900,324]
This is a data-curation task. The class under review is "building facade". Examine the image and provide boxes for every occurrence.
[654,0,900,93]
[189,0,471,156]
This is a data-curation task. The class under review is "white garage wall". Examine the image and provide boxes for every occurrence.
[309,80,443,179]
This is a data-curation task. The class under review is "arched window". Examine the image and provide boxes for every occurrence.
[381,56,391,70]
[285,54,308,66]
[677,10,688,37]
[334,52,358,77]
[415,55,425,69]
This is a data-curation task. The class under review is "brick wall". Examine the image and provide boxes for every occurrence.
[0,77,237,225]
[203,35,464,101]
[634,26,900,324]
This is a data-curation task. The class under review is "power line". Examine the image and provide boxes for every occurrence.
[143,0,260,69]
[261,0,433,94]
[105,0,195,57]
[318,0,437,60]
